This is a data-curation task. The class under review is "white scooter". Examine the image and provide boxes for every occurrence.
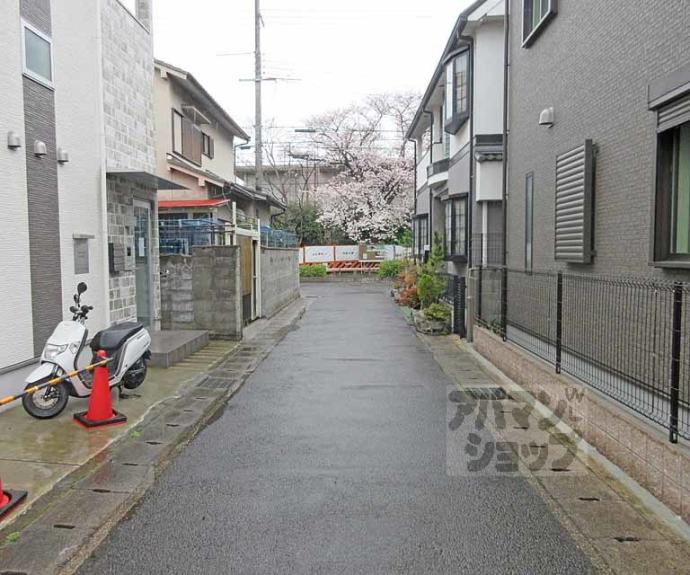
[23,282,151,419]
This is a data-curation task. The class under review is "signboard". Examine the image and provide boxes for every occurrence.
[303,246,333,263]
[334,245,359,261]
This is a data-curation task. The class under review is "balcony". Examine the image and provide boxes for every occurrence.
[427,158,449,189]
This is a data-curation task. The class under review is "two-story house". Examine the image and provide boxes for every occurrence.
[153,60,283,231]
[0,0,177,402]
[407,0,505,274]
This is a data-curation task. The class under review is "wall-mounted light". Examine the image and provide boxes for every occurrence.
[7,131,21,150]
[539,107,555,128]
[34,140,47,157]
[57,148,70,164]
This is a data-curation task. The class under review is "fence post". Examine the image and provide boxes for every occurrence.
[670,282,683,444]
[500,267,508,341]
[477,266,483,325]
[556,271,563,374]
[458,276,467,338]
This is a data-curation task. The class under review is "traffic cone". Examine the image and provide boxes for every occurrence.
[74,350,127,428]
[0,473,27,521]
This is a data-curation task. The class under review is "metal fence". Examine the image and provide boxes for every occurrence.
[261,226,298,248]
[159,219,231,255]
[475,268,690,443]
[471,233,503,268]
[440,273,467,338]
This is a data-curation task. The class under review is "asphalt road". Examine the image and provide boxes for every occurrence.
[79,283,593,574]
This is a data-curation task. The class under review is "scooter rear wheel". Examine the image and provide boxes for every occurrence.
[22,379,69,419]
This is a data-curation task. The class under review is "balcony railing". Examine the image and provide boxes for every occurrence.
[427,158,449,179]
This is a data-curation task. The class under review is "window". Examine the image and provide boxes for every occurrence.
[414,216,428,257]
[525,173,534,270]
[172,110,183,155]
[656,122,690,259]
[74,239,89,275]
[444,51,470,134]
[22,21,53,87]
[202,133,214,159]
[522,0,557,47]
[444,197,467,259]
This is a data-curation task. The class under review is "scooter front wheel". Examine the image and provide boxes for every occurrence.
[22,379,69,419]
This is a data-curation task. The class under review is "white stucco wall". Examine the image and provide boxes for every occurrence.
[0,0,34,368]
[53,0,109,333]
[473,19,505,136]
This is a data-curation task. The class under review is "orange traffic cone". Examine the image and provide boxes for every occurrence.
[74,350,127,428]
[0,473,27,521]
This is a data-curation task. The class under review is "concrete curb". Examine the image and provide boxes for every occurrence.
[0,299,307,575]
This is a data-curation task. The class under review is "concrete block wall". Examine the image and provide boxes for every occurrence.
[160,246,242,339]
[261,248,300,319]
[193,246,242,339]
[474,326,690,524]
[160,254,194,330]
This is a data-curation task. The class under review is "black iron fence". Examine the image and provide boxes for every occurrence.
[476,268,690,443]
[440,273,467,337]
[471,233,503,268]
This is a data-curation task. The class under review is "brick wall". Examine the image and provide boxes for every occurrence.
[261,247,300,319]
[506,0,690,279]
[474,326,690,524]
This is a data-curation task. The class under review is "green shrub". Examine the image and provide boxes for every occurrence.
[424,302,451,322]
[300,264,327,278]
[416,232,446,308]
[378,259,404,279]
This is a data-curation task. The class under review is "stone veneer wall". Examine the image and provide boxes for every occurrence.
[261,248,300,319]
[160,246,242,340]
[101,0,159,327]
[107,176,160,325]
[474,326,690,525]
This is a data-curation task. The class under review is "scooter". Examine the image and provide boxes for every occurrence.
[22,282,151,419]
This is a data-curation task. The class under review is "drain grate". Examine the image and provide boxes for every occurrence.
[53,524,75,530]
[464,387,510,401]
[196,375,237,390]
[614,536,640,543]
[91,488,111,493]
[579,497,600,502]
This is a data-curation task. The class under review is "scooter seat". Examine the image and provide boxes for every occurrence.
[90,322,144,352]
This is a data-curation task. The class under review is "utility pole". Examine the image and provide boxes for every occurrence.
[254,0,263,196]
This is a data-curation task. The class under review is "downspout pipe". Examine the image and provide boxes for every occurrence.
[459,34,475,269]
[424,110,434,257]
[500,0,510,338]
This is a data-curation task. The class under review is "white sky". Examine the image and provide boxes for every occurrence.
[154,0,471,138]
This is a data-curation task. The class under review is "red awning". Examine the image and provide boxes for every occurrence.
[158,199,227,209]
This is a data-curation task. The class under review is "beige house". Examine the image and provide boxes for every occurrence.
[153,60,282,228]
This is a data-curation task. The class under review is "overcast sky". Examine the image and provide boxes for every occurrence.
[154,0,471,139]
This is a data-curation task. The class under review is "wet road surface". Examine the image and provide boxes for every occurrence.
[78,283,593,574]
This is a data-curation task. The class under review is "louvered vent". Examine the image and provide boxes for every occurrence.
[657,94,690,132]
[554,140,594,263]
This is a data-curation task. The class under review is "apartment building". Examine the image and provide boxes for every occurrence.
[407,0,505,273]
[0,0,176,382]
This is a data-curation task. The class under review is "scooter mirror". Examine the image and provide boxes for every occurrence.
[77,282,88,295]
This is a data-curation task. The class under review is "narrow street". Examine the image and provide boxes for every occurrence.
[78,283,593,574]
